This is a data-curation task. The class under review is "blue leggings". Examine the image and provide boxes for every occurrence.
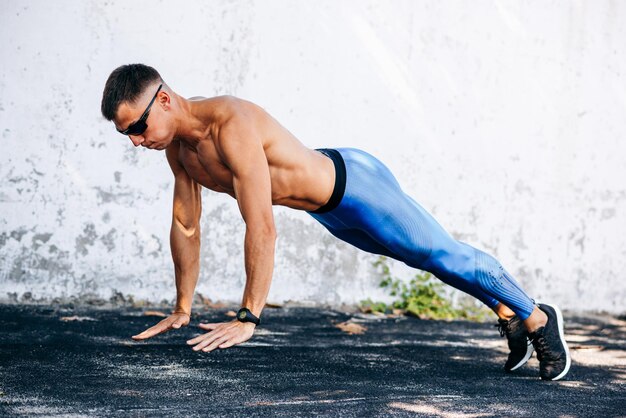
[307,148,535,320]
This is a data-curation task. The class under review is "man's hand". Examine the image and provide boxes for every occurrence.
[131,312,190,341]
[186,320,256,352]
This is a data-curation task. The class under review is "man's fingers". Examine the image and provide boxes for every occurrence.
[192,330,227,351]
[218,340,235,349]
[186,327,222,346]
[193,331,225,351]
[198,322,219,330]
[132,318,174,340]
[132,325,163,340]
[203,334,231,352]
[185,321,247,351]
[218,339,237,349]
[186,333,207,345]
[172,315,190,329]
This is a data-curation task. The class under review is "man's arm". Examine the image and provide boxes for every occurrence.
[168,143,202,315]
[132,142,202,340]
[219,117,277,319]
[186,111,276,352]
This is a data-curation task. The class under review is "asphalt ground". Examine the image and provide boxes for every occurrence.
[0,304,625,417]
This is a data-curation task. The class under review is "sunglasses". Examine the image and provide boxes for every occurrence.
[117,84,163,136]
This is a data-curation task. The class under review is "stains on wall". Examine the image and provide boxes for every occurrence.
[1,227,73,287]
[75,223,98,256]
[100,228,117,252]
[32,233,53,250]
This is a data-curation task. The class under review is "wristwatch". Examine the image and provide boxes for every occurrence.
[236,308,260,326]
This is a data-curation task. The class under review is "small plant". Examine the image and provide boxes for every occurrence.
[360,256,491,321]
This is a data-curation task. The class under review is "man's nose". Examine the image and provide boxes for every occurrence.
[128,135,144,147]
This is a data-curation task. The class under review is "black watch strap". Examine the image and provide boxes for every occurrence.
[236,308,260,325]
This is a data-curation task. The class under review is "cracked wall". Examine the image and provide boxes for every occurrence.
[1,1,625,313]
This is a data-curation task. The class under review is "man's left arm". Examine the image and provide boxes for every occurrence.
[186,114,276,353]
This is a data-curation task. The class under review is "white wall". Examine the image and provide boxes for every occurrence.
[1,1,624,313]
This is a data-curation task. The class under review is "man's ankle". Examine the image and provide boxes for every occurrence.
[493,303,517,321]
[524,306,548,333]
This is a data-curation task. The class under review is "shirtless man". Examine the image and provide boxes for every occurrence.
[101,64,570,381]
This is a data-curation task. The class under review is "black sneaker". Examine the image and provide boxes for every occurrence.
[529,303,571,381]
[495,316,534,372]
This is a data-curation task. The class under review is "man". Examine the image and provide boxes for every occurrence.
[101,64,570,381]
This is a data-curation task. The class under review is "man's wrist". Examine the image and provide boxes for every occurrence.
[236,307,261,325]
[240,301,264,318]
[173,304,191,316]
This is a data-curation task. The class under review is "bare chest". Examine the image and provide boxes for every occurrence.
[178,142,234,194]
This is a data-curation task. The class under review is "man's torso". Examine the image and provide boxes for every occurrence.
[168,96,335,212]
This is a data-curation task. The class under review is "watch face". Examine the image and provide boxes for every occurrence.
[238,311,247,319]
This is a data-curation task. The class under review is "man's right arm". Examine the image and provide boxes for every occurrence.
[168,143,202,316]
[131,142,202,340]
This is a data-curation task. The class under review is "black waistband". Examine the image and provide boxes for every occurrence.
[311,148,346,214]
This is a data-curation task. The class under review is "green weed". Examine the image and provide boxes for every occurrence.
[359,256,492,322]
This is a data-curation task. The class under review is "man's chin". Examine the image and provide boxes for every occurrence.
[156,138,175,150]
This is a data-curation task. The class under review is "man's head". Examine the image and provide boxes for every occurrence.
[101,64,176,150]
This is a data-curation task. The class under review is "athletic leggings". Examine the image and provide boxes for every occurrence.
[307,148,535,320]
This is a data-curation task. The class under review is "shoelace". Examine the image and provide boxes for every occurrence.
[496,320,533,348]
[495,319,512,337]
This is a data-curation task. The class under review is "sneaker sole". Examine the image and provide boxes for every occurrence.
[509,339,534,371]
[539,302,571,381]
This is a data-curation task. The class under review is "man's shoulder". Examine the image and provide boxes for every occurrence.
[193,94,255,108]
[219,99,266,129]
[194,95,260,125]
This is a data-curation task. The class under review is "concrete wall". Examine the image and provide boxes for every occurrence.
[1,1,624,313]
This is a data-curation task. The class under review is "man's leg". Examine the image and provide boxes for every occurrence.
[314,148,536,319]
[309,147,570,380]
[325,218,540,373]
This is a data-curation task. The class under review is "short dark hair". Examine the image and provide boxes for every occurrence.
[101,64,163,121]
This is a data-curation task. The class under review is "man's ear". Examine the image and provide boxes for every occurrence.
[158,90,171,110]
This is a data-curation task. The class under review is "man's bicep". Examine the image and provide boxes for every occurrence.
[232,166,275,233]
[219,122,274,232]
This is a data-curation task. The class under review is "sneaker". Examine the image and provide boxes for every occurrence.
[495,316,534,372]
[528,303,571,381]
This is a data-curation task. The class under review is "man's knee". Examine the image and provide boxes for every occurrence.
[421,240,475,279]
[427,243,506,295]
[474,250,506,292]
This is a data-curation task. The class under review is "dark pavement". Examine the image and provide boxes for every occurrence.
[0,304,625,417]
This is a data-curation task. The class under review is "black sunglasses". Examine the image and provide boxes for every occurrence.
[117,84,163,136]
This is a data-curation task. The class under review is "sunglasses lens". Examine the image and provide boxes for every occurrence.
[125,120,147,136]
